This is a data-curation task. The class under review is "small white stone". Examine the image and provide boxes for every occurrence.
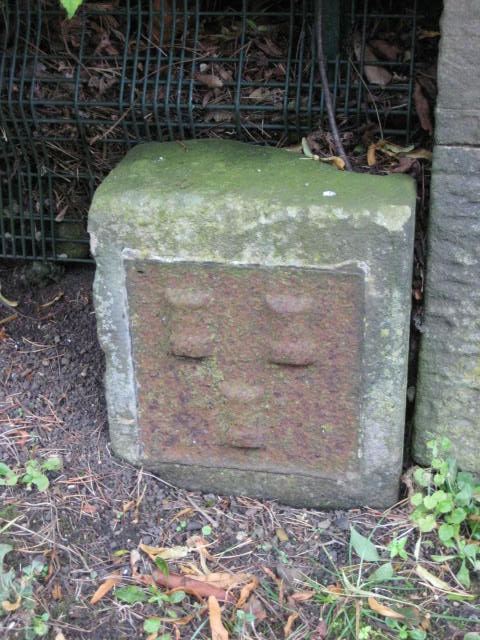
[322,190,336,197]
[257,168,262,172]
[305,182,309,187]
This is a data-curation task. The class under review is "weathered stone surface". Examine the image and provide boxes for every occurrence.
[414,146,480,471]
[88,140,416,507]
[435,0,480,145]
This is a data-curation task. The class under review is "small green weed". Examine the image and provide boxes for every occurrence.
[0,456,61,492]
[115,583,187,638]
[0,543,50,639]
[233,609,256,636]
[410,438,480,588]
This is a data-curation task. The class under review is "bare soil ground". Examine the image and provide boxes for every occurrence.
[0,262,479,640]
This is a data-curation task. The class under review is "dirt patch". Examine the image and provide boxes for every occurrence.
[0,261,478,640]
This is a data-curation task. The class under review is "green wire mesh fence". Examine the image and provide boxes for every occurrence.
[1,0,421,262]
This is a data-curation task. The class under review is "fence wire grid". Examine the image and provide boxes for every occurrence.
[1,0,422,262]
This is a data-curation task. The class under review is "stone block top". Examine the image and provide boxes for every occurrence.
[89,139,414,266]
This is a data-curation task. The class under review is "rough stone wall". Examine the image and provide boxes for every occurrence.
[414,0,480,470]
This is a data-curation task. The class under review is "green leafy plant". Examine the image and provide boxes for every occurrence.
[115,585,149,604]
[0,457,61,492]
[385,618,426,640]
[410,438,480,588]
[387,536,408,561]
[59,0,83,18]
[0,463,19,486]
[22,457,62,491]
[0,544,50,638]
[115,583,186,637]
[233,609,256,636]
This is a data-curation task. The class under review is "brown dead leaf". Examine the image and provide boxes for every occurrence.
[404,148,433,161]
[311,620,328,639]
[326,583,343,595]
[8,429,29,447]
[367,143,377,166]
[55,633,66,640]
[151,569,233,603]
[52,582,63,600]
[122,500,135,516]
[2,595,21,612]
[90,574,121,605]
[257,37,283,57]
[39,291,63,309]
[167,507,194,528]
[245,595,267,621]
[195,73,223,89]
[284,612,299,637]
[247,87,272,102]
[353,32,392,86]
[419,30,441,39]
[318,156,345,170]
[236,577,259,610]
[414,82,433,136]
[190,571,253,591]
[130,548,141,571]
[368,597,405,619]
[370,39,402,61]
[139,543,190,562]
[82,502,98,516]
[208,595,229,640]
[276,528,289,542]
[262,566,282,586]
[392,157,417,173]
[289,591,314,603]
[0,313,17,327]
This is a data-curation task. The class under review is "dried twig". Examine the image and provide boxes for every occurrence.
[315,0,352,171]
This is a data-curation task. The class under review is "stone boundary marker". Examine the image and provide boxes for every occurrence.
[89,140,415,507]
[414,0,480,472]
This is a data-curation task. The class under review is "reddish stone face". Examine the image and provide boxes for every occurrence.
[126,261,364,476]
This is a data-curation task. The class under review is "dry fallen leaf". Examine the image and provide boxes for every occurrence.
[236,576,259,610]
[318,156,345,170]
[52,582,63,601]
[289,591,314,602]
[367,143,377,166]
[139,543,191,562]
[414,82,433,136]
[2,595,21,612]
[151,569,233,603]
[404,148,433,161]
[369,39,402,61]
[90,574,121,605]
[276,528,289,543]
[415,565,453,591]
[245,594,267,621]
[81,502,98,516]
[392,157,417,174]
[194,73,223,89]
[208,595,229,640]
[353,32,392,86]
[368,597,405,619]
[0,282,18,308]
[284,612,299,637]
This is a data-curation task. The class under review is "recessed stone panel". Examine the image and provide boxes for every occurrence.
[126,261,363,476]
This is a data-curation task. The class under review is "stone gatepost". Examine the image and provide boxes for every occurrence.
[89,140,415,507]
[414,0,480,472]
